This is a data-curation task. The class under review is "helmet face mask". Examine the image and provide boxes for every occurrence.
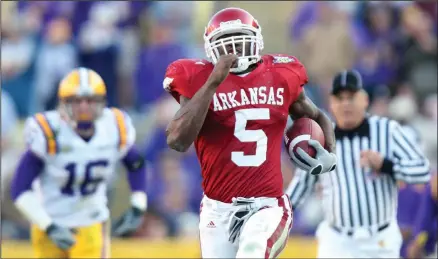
[57,68,107,130]
[60,95,105,125]
[204,8,264,73]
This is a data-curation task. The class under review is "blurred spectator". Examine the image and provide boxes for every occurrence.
[303,83,329,113]
[142,96,202,219]
[420,94,438,167]
[330,1,360,17]
[1,2,18,27]
[296,2,355,86]
[290,193,324,236]
[78,2,122,107]
[142,96,179,162]
[134,2,196,111]
[147,150,201,237]
[353,3,401,94]
[398,184,425,258]
[290,2,360,42]
[17,1,76,32]
[415,1,438,28]
[388,91,419,126]
[303,75,334,112]
[134,208,170,240]
[289,2,317,42]
[151,2,195,45]
[1,91,19,153]
[368,84,391,116]
[388,93,438,167]
[15,2,46,35]
[33,17,77,112]
[116,2,150,108]
[399,5,437,101]
[1,90,21,194]
[353,2,400,49]
[1,90,29,240]
[1,14,37,117]
[353,45,397,95]
[423,94,438,123]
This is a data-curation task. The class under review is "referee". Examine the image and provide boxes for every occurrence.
[286,70,431,258]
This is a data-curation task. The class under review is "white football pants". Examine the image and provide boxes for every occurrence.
[316,220,403,258]
[199,194,293,258]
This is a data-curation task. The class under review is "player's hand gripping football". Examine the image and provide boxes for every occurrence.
[112,207,145,237]
[208,54,238,86]
[296,140,337,175]
[45,223,76,250]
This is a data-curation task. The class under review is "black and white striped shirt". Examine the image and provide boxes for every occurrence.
[286,115,430,231]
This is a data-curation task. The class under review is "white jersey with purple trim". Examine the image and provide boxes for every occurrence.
[24,107,136,228]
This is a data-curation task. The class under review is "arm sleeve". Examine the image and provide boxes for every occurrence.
[285,168,319,210]
[382,121,430,183]
[163,60,192,102]
[10,150,45,200]
[123,147,148,211]
[113,109,136,158]
[122,147,147,192]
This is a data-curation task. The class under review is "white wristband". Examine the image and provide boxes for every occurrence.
[15,191,52,230]
[130,191,147,211]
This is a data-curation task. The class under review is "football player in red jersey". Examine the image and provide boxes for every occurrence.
[163,7,337,258]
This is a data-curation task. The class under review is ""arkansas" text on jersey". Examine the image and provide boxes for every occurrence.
[213,86,284,111]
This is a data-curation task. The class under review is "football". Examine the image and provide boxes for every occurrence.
[284,118,325,164]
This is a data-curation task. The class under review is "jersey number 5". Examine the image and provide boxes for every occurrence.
[61,160,108,196]
[232,108,270,167]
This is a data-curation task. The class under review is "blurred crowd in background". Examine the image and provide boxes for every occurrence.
[1,1,437,242]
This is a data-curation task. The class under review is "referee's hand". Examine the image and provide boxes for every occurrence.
[360,150,384,172]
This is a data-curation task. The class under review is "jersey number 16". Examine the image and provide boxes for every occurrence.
[61,160,108,196]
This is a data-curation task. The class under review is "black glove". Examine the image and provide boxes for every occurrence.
[45,224,76,250]
[112,207,145,237]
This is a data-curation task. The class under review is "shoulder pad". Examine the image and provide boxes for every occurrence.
[108,107,136,156]
[24,112,59,157]
[164,59,213,101]
[264,54,308,86]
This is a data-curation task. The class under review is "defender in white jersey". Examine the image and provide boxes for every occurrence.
[11,68,148,258]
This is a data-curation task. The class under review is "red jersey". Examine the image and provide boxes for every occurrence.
[164,55,308,202]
